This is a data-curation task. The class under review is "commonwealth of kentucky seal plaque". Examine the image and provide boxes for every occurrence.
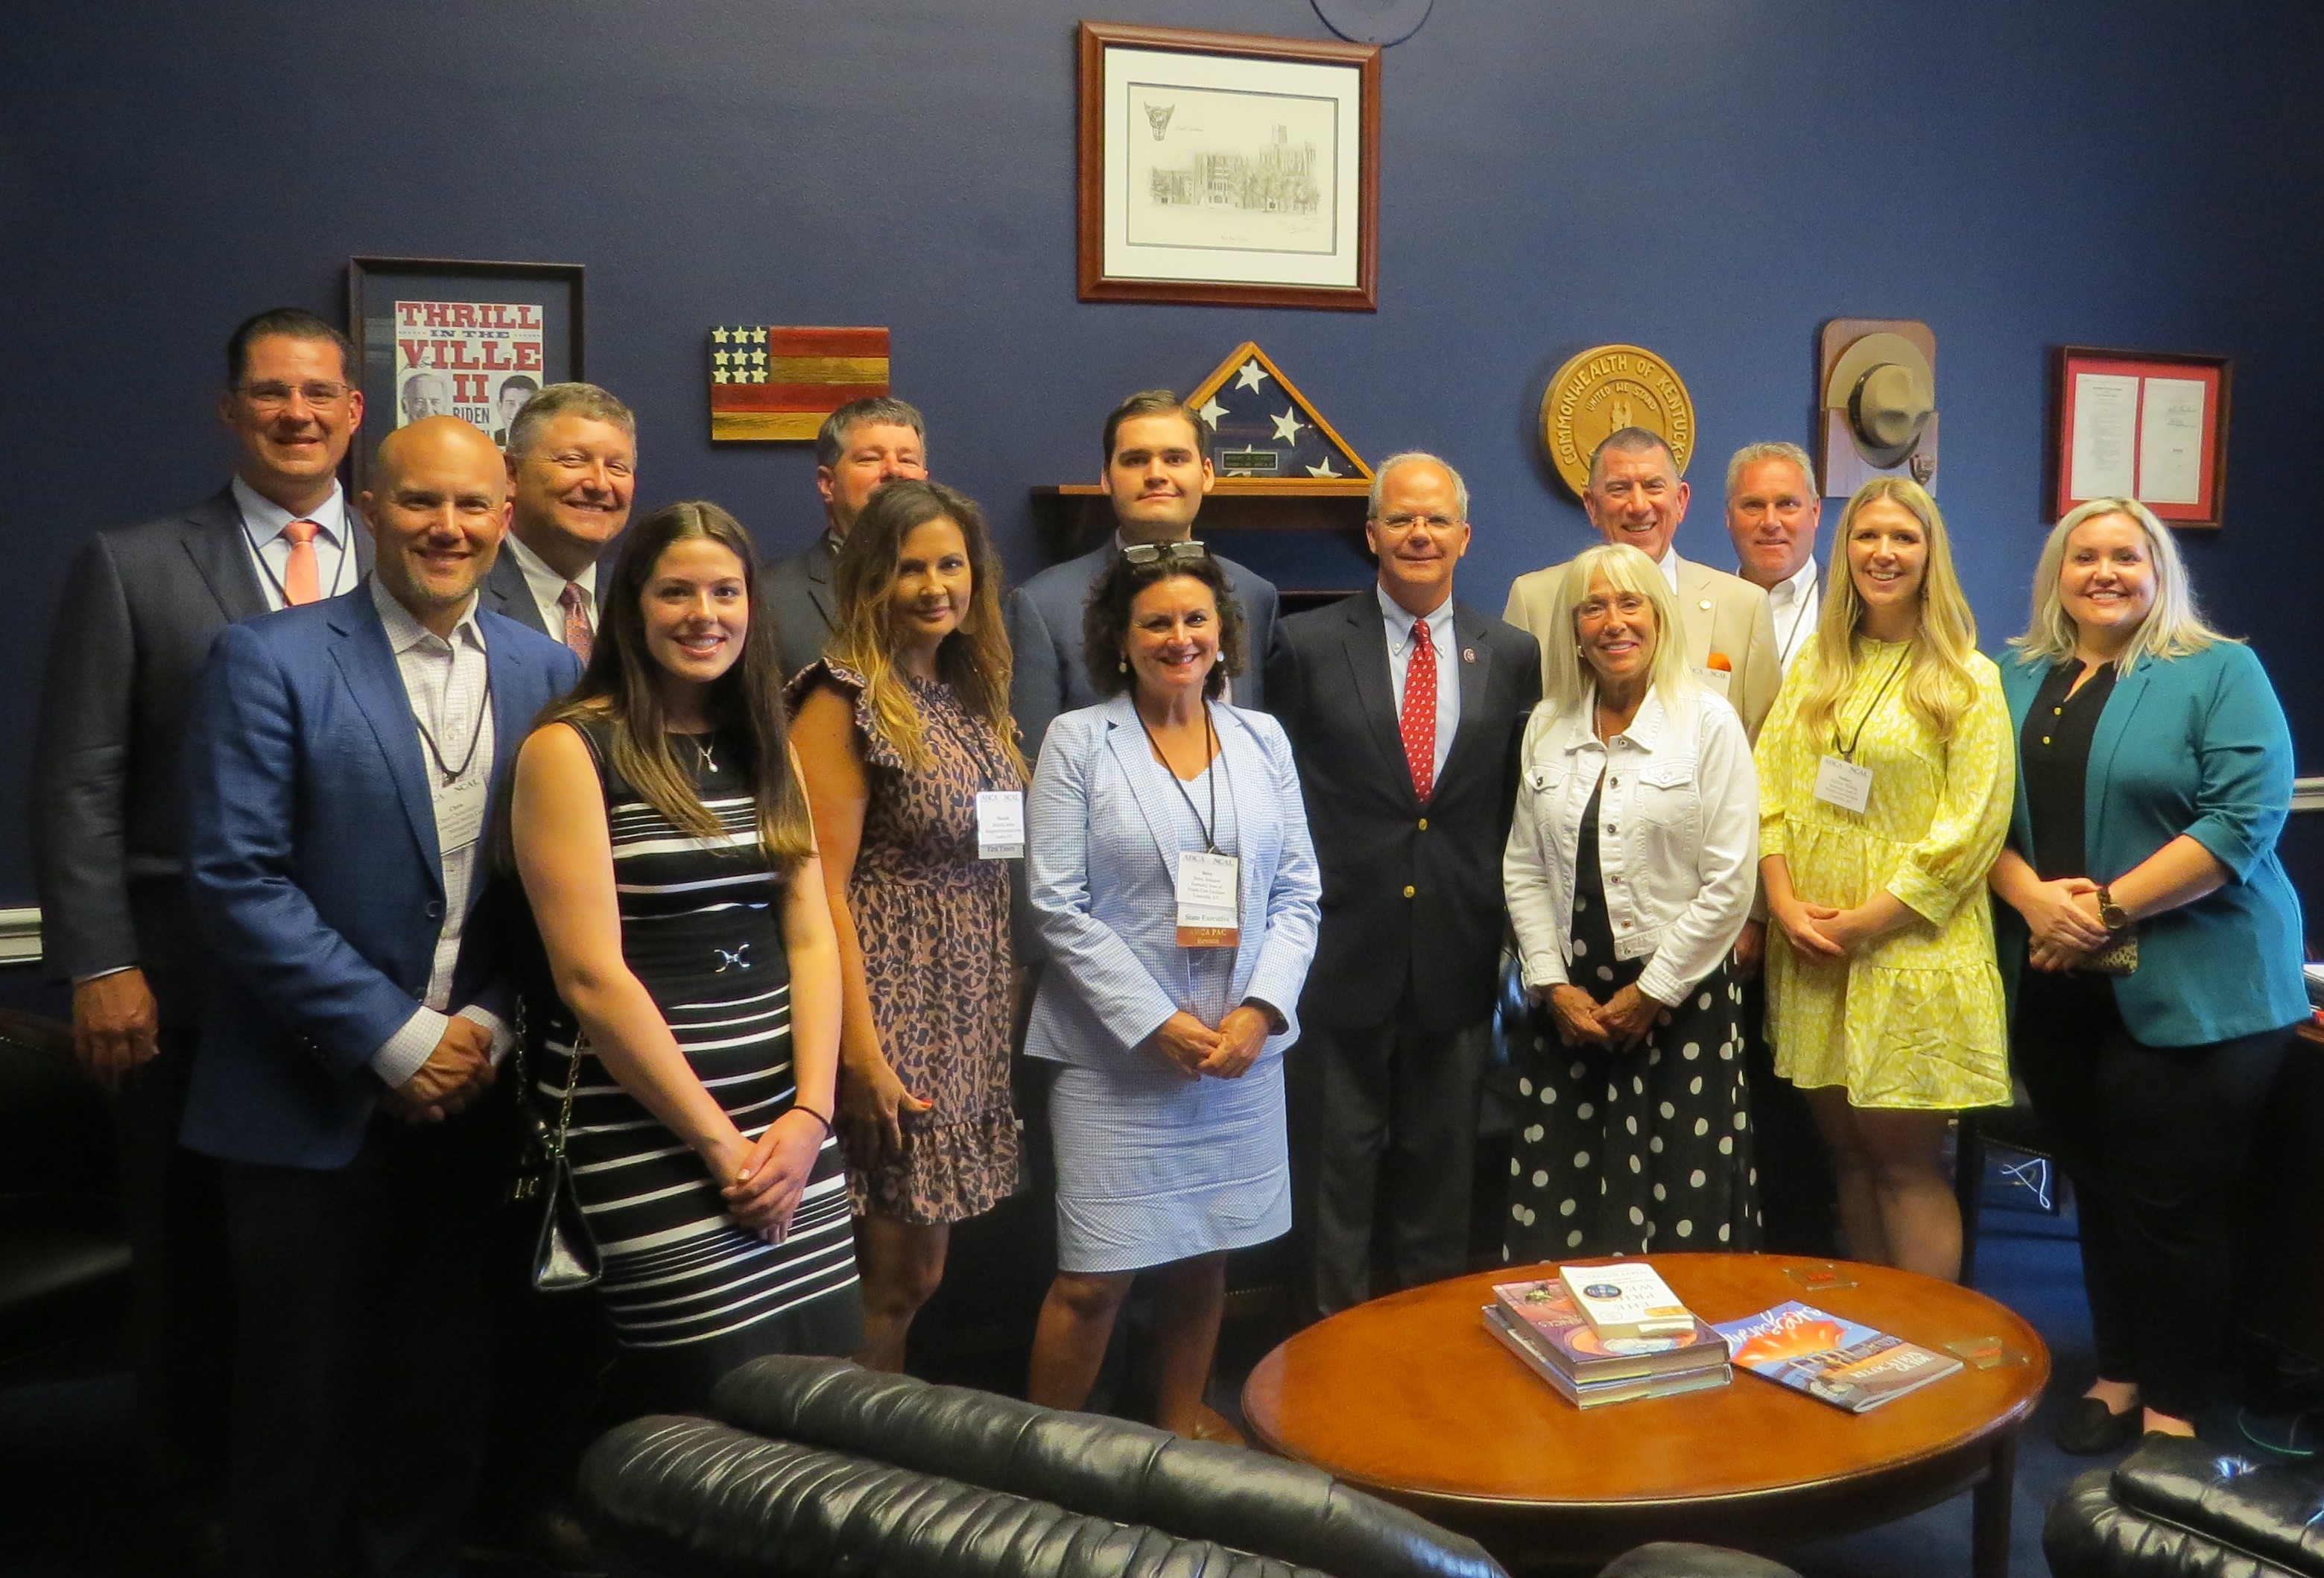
[1539,344,1697,498]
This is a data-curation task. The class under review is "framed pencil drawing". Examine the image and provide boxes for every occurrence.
[1077,22,1380,311]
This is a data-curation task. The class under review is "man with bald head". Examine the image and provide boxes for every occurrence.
[182,415,583,1578]
[1267,453,1540,1315]
[1504,427,1781,740]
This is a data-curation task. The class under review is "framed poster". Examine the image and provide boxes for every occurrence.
[346,256,586,493]
[2048,346,2231,528]
[1077,21,1379,311]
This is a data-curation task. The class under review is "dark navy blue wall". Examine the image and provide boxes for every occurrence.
[5,0,2321,916]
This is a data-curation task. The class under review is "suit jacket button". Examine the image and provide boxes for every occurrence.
[425,900,445,919]
[1416,817,1428,831]
[1402,885,1416,899]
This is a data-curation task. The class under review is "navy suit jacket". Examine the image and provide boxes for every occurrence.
[764,536,839,683]
[180,584,583,1168]
[1265,592,1540,1032]
[479,548,554,641]
[1005,543,1279,762]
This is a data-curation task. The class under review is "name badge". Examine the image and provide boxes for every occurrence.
[437,773,488,854]
[1176,850,1241,948]
[1691,663,1732,700]
[975,790,1025,861]
[1812,755,1874,814]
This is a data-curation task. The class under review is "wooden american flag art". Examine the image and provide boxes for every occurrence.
[708,326,890,441]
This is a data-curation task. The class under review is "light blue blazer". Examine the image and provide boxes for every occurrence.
[1025,696,1321,1071]
[1998,641,2307,1047]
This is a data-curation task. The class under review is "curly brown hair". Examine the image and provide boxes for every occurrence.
[1080,550,1245,702]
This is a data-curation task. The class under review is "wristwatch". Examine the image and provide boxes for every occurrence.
[2095,886,2131,932]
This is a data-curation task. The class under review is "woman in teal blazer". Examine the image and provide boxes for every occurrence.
[1989,497,2305,1453]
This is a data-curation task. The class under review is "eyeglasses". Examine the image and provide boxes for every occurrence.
[235,380,355,412]
[1120,541,1209,566]
[1373,512,1464,532]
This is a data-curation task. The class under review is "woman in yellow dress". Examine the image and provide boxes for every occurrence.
[1755,478,2012,1281]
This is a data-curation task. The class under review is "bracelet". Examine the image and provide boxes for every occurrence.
[787,1104,834,1138]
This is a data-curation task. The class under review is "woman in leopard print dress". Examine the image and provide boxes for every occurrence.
[789,479,1025,1371]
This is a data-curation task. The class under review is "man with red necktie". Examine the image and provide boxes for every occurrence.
[31,306,370,1567]
[479,381,636,662]
[1265,452,1541,1318]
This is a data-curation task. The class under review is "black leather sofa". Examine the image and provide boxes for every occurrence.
[2047,1433,2324,1578]
[580,1356,1806,1578]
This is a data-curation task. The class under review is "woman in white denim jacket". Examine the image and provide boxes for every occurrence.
[1501,543,1761,1261]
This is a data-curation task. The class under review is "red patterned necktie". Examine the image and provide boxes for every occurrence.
[281,519,321,606]
[558,582,594,662]
[1400,618,1437,802]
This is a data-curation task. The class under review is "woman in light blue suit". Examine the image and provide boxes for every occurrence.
[1022,545,1320,1441]
[1989,497,2305,1453]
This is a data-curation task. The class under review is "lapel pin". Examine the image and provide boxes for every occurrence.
[1698,598,1713,612]
[1462,647,1477,663]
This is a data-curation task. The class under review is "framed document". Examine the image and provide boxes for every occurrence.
[1077,22,1379,311]
[346,256,586,494]
[2048,347,2231,528]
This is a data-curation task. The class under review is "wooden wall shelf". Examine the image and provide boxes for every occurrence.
[1029,480,1371,557]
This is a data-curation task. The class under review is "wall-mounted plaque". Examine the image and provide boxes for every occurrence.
[1539,344,1696,498]
[2048,346,2230,529]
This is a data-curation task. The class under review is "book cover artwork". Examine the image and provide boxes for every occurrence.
[1713,1301,1964,1413]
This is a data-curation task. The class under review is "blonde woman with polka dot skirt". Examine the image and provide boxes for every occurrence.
[1501,545,1761,1262]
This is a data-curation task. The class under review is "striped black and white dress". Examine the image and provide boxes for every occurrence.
[533,718,861,1358]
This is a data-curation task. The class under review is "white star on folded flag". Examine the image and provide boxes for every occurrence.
[1234,360,1270,392]
[1271,408,1305,443]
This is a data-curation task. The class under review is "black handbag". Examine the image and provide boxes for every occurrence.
[510,1015,601,1293]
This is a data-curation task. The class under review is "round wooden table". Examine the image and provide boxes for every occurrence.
[1241,1255,2048,1577]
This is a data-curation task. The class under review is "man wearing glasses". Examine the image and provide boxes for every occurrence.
[1006,387,1279,762]
[1264,453,1539,1316]
[31,305,370,1564]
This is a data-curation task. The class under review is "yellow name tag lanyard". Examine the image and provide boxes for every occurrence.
[1813,647,1908,816]
[1139,703,1241,949]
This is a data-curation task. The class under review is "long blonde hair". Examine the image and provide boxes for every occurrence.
[1797,478,1981,741]
[1540,543,1694,714]
[2010,496,2231,671]
[825,479,1026,779]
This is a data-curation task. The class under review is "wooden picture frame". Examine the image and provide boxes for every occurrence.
[2048,346,2231,528]
[346,256,586,494]
[1077,21,1380,311]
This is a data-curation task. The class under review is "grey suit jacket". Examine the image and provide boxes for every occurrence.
[764,537,838,684]
[1004,543,1279,763]
[479,548,554,641]
[31,487,375,1013]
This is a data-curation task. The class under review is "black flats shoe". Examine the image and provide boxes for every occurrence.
[2057,1395,2144,1455]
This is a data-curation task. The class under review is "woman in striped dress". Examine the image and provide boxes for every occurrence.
[511,501,862,1410]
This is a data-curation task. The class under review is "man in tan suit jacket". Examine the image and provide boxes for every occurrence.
[1504,426,1780,741]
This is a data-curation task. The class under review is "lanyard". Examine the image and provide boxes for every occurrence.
[1831,646,1910,761]
[414,668,493,785]
[1774,580,1816,669]
[1136,702,1226,855]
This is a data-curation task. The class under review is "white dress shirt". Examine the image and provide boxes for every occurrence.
[232,475,355,610]
[1377,584,1460,783]
[1657,545,1684,595]
[1503,681,1758,1009]
[502,530,597,638]
[1767,557,1820,674]
[366,576,505,1086]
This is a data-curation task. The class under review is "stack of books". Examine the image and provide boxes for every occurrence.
[1484,1264,1732,1408]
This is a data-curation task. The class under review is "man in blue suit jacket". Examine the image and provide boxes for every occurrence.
[182,416,583,1578]
[1006,390,1279,761]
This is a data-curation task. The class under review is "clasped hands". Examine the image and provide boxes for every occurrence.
[1768,896,1895,961]
[1151,1004,1272,1081]
[2019,876,2115,972]
[1534,981,1665,1051]
[704,1109,827,1244]
[385,1015,497,1123]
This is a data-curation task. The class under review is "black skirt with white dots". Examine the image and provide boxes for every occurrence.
[1504,788,1758,1263]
